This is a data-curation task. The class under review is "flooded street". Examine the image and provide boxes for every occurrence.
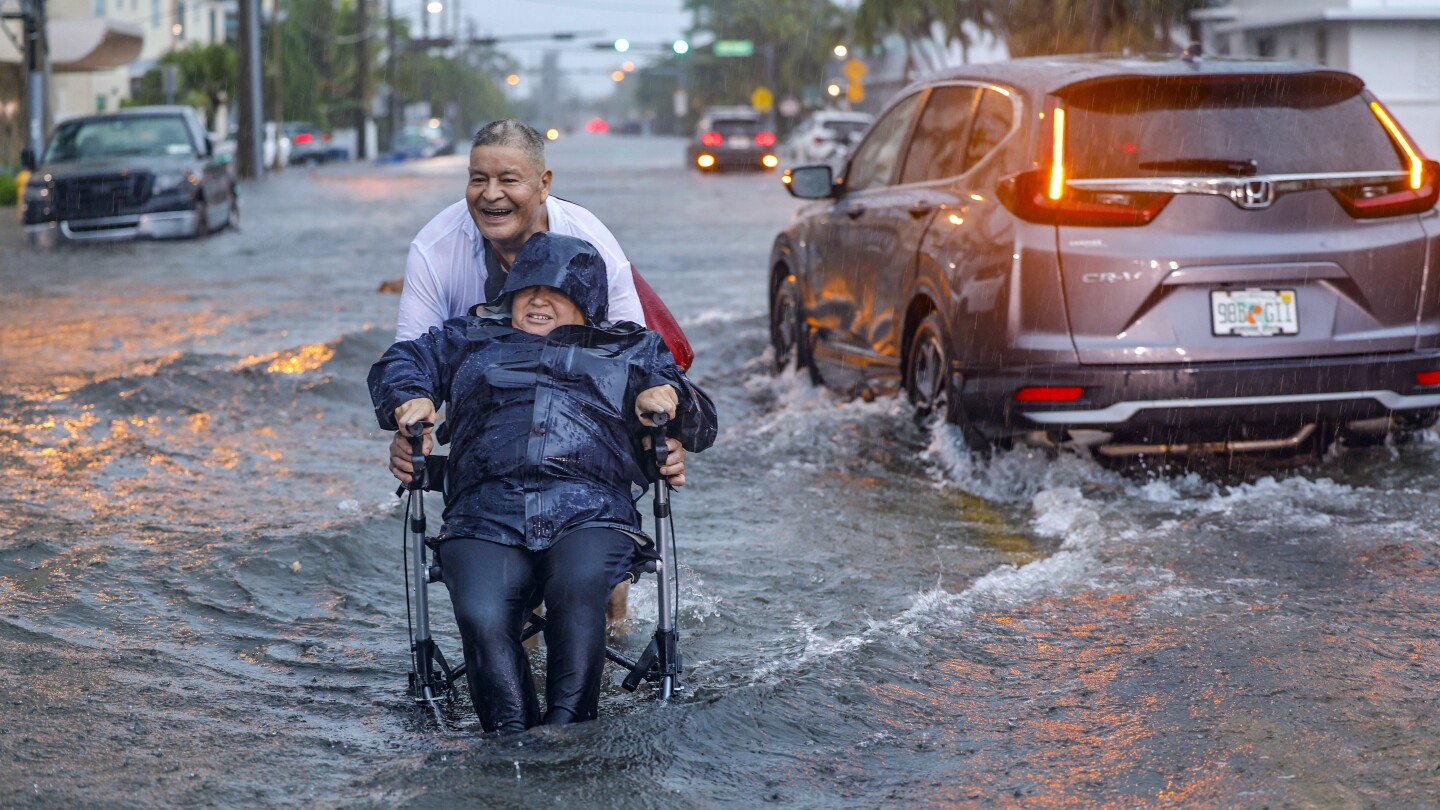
[4,135,1440,807]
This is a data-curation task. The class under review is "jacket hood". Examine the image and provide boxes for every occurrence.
[488,232,609,325]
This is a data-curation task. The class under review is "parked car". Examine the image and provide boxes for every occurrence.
[688,107,778,172]
[282,121,334,165]
[23,105,238,245]
[772,54,1440,459]
[784,110,873,166]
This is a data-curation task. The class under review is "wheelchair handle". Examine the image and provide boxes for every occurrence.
[648,412,670,468]
[405,421,433,492]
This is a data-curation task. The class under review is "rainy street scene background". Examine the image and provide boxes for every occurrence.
[7,0,1440,807]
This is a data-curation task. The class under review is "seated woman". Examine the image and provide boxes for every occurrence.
[368,232,717,733]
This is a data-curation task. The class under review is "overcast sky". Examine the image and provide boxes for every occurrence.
[412,0,691,100]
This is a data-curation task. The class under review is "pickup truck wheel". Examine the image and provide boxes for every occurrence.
[225,188,240,231]
[193,198,210,238]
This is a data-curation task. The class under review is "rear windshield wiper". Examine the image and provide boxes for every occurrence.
[1137,158,1258,176]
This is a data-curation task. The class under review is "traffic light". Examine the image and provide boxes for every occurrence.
[614,38,630,52]
[672,39,689,55]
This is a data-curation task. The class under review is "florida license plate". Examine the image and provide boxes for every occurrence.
[1210,289,1299,337]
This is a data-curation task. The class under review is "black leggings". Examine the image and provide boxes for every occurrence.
[437,528,636,733]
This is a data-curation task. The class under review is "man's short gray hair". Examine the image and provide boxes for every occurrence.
[471,119,545,171]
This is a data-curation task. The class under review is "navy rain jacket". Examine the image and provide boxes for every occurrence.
[369,232,718,550]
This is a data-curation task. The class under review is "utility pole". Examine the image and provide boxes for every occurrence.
[236,0,264,179]
[356,0,370,160]
[269,0,283,171]
[386,0,397,150]
[16,0,49,163]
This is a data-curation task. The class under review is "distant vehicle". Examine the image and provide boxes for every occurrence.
[385,122,455,161]
[785,110,873,166]
[22,105,238,245]
[282,121,342,165]
[584,117,609,134]
[773,55,1440,459]
[688,107,778,172]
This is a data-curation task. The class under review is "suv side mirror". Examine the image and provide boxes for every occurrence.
[784,164,837,199]
[204,135,216,157]
[20,147,36,172]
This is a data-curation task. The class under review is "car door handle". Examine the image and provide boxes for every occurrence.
[846,203,866,219]
[907,202,933,217]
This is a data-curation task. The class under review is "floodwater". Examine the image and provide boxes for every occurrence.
[4,136,1440,808]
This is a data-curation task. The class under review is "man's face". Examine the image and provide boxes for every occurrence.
[466,144,552,251]
[512,286,584,336]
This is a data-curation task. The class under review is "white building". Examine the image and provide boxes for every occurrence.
[0,0,229,155]
[1193,0,1440,156]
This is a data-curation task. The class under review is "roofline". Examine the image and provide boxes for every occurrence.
[1211,8,1440,34]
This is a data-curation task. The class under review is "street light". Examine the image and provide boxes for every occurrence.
[612,70,625,82]
[425,1,442,13]
[622,60,635,72]
[672,39,689,55]
[506,73,520,86]
[614,38,630,52]
[827,83,842,97]
[833,44,847,58]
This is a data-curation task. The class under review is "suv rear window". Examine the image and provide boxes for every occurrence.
[1058,74,1405,179]
[707,118,759,137]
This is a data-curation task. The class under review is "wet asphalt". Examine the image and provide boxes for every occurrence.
[2,135,1440,808]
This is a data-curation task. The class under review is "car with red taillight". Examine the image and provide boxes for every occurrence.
[770,54,1440,458]
[688,107,779,171]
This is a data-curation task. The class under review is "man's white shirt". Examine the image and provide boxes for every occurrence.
[396,197,644,341]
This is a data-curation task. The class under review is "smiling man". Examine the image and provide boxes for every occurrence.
[389,119,685,486]
[395,119,644,342]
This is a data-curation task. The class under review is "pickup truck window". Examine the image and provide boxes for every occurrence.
[44,115,196,163]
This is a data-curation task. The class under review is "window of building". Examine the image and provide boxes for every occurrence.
[94,0,105,17]
[151,0,160,28]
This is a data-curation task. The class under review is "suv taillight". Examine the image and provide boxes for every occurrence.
[997,102,1171,227]
[700,132,723,147]
[997,168,1173,227]
[1331,161,1440,219]
[1332,101,1439,219]
[755,132,776,147]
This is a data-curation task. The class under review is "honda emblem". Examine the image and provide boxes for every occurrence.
[1232,179,1275,210]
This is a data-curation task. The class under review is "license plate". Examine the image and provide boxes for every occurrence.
[728,136,749,148]
[1210,288,1299,337]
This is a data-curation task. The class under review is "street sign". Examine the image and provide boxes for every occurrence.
[751,86,774,114]
[843,57,867,104]
[778,96,801,118]
[714,39,754,57]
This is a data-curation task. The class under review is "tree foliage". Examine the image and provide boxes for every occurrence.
[855,0,1208,59]
[129,43,237,126]
[679,0,847,117]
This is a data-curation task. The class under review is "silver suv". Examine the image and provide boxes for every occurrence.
[772,55,1440,457]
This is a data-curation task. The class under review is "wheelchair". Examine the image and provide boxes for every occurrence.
[397,416,683,725]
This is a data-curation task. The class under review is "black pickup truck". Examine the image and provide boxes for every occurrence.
[22,105,237,246]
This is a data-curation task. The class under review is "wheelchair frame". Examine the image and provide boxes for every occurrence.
[400,417,682,725]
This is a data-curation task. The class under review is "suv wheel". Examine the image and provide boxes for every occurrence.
[771,276,820,382]
[907,313,991,450]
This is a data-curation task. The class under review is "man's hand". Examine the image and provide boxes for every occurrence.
[636,385,679,425]
[660,438,688,487]
[389,398,435,485]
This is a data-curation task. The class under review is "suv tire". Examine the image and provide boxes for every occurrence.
[907,313,992,450]
[771,275,820,382]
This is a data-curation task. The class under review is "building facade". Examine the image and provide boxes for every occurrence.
[1194,0,1440,156]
